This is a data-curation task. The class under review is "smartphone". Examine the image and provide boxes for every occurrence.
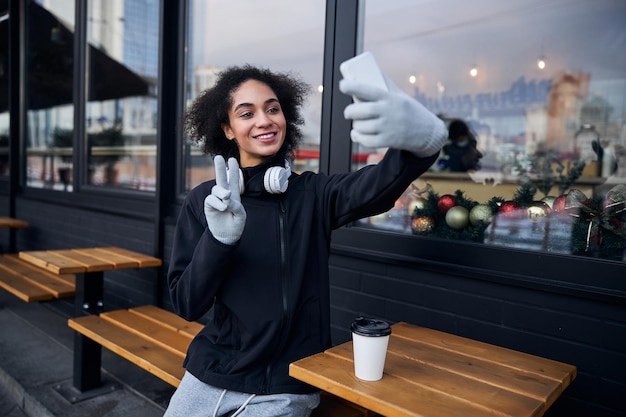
[339,51,388,101]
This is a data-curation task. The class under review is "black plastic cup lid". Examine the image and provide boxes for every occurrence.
[351,317,392,337]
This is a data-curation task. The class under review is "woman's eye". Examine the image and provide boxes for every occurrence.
[240,111,253,118]
[267,107,280,114]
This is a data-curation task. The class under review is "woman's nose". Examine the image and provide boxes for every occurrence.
[255,113,273,127]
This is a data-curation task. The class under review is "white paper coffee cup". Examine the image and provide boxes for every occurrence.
[351,317,391,381]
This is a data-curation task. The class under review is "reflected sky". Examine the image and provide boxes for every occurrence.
[191,0,625,102]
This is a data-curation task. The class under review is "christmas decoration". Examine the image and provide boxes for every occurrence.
[564,185,626,258]
[407,197,429,216]
[603,184,626,218]
[552,194,567,213]
[437,194,457,214]
[540,196,556,209]
[469,204,493,226]
[405,182,625,260]
[411,216,435,234]
[527,201,551,221]
[445,206,469,230]
[499,200,520,215]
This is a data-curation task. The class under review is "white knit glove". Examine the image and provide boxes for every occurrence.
[339,76,448,157]
[204,156,246,245]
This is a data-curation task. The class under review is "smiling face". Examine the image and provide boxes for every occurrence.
[222,79,287,168]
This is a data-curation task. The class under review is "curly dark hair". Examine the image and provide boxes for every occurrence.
[184,65,310,160]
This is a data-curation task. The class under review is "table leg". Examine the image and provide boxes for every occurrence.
[73,271,103,392]
[54,271,119,402]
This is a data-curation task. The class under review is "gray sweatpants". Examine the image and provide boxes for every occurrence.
[164,371,320,417]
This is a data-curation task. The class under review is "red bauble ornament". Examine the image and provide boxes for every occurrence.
[437,194,458,214]
[499,200,520,215]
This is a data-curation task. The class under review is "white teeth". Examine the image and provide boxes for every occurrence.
[256,133,274,140]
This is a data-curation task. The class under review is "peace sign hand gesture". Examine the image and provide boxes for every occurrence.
[204,155,247,245]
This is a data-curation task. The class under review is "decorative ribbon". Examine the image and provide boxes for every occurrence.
[564,185,626,252]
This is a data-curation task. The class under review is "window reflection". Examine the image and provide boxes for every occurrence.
[86,0,159,190]
[183,0,325,192]
[25,1,75,190]
[355,0,626,261]
[23,0,158,192]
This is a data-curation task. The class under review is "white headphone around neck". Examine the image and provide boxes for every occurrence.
[229,160,291,195]
[263,160,291,194]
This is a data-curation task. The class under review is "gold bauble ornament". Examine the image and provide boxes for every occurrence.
[411,216,435,234]
[407,197,429,216]
[445,206,469,230]
[527,201,551,221]
[469,204,493,226]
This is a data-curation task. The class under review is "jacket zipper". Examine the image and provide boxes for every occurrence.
[261,199,289,393]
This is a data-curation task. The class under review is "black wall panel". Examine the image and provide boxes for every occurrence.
[329,252,626,417]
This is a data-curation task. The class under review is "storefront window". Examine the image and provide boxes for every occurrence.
[25,0,75,190]
[182,0,325,192]
[354,0,626,262]
[85,0,159,190]
[0,5,7,177]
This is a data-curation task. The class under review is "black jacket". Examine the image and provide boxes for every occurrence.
[167,148,436,395]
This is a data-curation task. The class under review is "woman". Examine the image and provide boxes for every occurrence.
[442,118,483,172]
[165,64,446,416]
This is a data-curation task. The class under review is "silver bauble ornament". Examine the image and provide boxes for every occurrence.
[469,204,493,226]
[445,206,469,230]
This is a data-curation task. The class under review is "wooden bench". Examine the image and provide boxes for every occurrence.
[0,217,29,228]
[69,305,375,417]
[0,254,75,302]
[0,216,29,254]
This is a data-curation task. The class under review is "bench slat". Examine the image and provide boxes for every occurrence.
[0,217,29,228]
[100,309,190,358]
[129,305,204,339]
[68,314,186,387]
[42,249,117,273]
[0,254,75,301]
[0,272,54,302]
[18,251,87,274]
[73,248,141,270]
[95,247,163,268]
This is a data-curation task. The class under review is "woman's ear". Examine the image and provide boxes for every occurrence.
[222,124,234,140]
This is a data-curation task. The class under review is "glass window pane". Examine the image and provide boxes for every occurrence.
[355,0,626,262]
[183,0,325,192]
[25,1,75,190]
[86,0,159,190]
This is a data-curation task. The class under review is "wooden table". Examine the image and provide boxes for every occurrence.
[18,246,162,397]
[0,217,29,228]
[290,322,576,417]
[0,217,29,253]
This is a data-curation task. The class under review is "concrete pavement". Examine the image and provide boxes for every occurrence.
[0,289,175,417]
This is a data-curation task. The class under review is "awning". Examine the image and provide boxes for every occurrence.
[0,1,152,113]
